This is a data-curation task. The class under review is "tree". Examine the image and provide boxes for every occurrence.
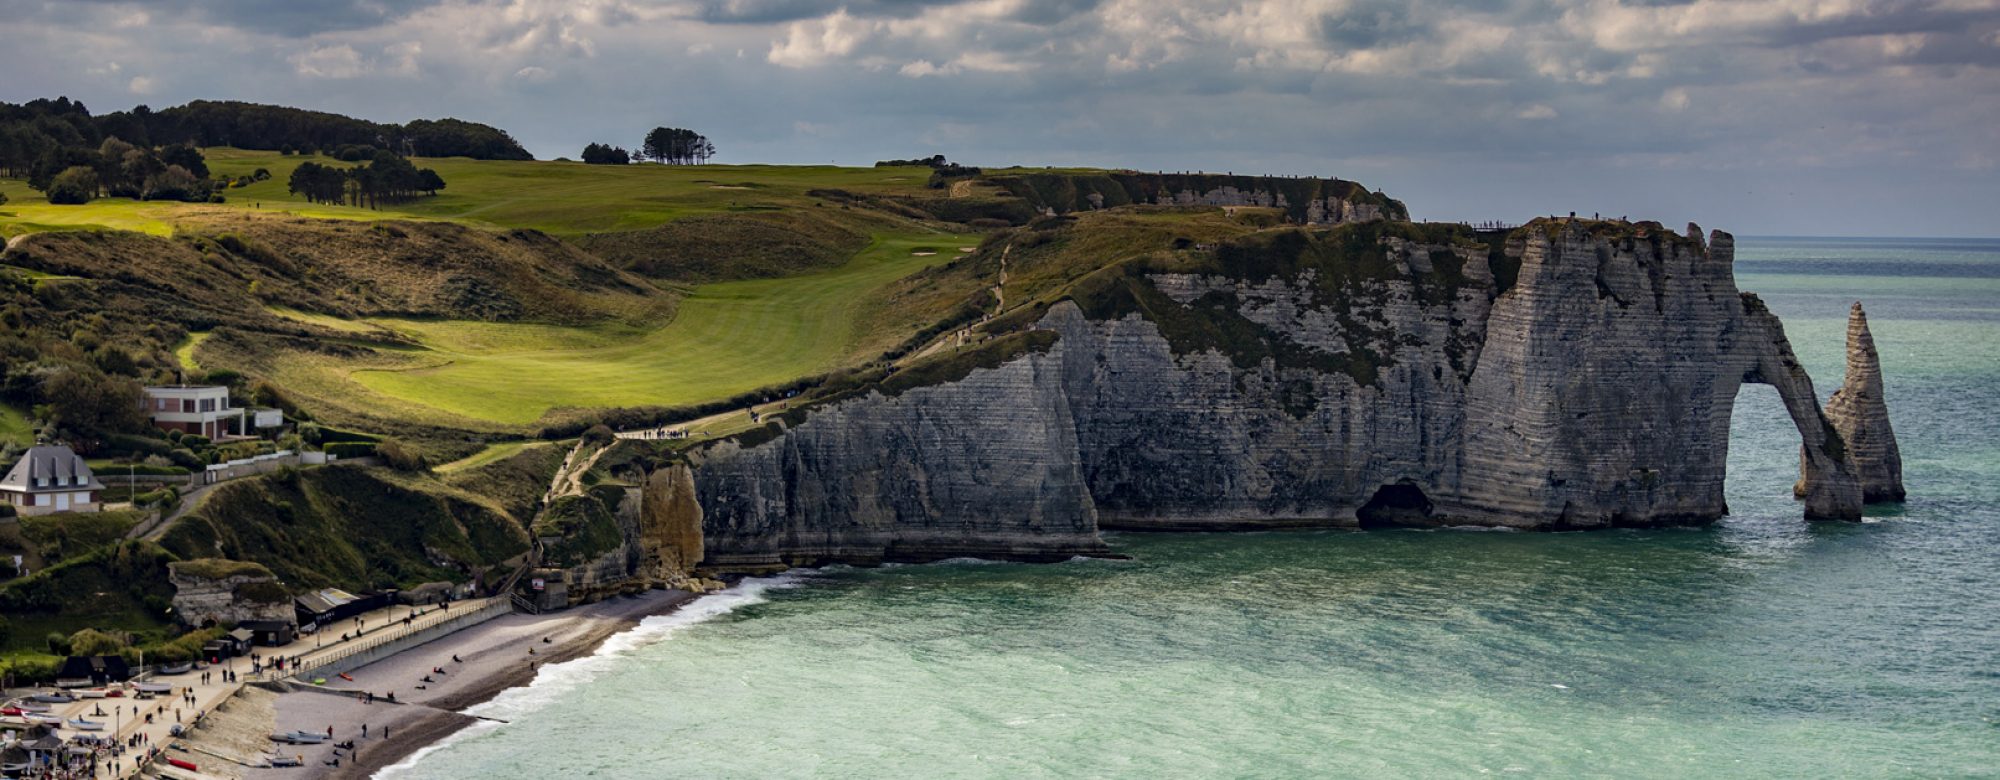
[157,144,207,178]
[142,164,204,201]
[46,166,99,204]
[580,142,630,165]
[43,368,145,435]
[635,128,716,164]
[642,127,671,164]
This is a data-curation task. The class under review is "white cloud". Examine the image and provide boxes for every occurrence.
[1661,87,1691,112]
[768,9,871,67]
[515,65,553,82]
[1518,104,1559,120]
[127,76,155,95]
[290,45,367,78]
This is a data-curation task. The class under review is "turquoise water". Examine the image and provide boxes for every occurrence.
[387,237,2000,778]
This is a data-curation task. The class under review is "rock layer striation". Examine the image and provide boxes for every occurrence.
[1819,302,1905,502]
[682,219,1898,568]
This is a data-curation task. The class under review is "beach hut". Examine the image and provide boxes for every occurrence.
[55,656,132,686]
[239,620,296,647]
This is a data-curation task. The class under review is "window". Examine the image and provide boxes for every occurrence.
[200,398,216,413]
[182,399,195,413]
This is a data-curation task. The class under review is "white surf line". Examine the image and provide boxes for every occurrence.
[372,574,807,779]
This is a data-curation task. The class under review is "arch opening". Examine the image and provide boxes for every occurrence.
[1357,483,1434,529]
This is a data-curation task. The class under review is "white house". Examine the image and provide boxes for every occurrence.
[1,444,105,515]
[141,385,246,439]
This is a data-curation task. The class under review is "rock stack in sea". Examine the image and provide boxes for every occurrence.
[1819,302,1905,502]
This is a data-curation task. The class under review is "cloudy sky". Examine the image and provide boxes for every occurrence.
[3,0,1997,236]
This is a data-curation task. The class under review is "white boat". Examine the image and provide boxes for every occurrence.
[133,682,174,694]
[264,754,304,767]
[7,700,52,712]
[269,730,328,745]
[158,662,194,675]
[29,692,76,703]
[66,717,106,731]
[27,714,65,726]
[78,688,107,699]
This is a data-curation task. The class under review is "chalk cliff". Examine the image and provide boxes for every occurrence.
[1820,302,1905,502]
[680,218,1897,569]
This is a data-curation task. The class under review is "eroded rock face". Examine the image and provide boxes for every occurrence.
[639,464,706,580]
[168,562,292,626]
[689,353,1108,568]
[1820,302,1905,502]
[685,220,1880,568]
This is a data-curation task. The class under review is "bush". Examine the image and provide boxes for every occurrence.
[166,448,203,469]
[0,503,14,519]
[46,166,99,205]
[581,424,615,446]
[45,631,70,655]
[180,435,210,448]
[68,627,126,656]
[2,656,60,684]
[375,439,425,471]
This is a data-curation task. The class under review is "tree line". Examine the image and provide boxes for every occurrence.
[578,126,716,165]
[288,152,445,208]
[0,97,531,173]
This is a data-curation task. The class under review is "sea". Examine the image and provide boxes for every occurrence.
[383,237,2000,778]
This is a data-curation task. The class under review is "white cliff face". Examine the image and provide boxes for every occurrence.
[1821,302,1905,502]
[684,220,1886,569]
[690,348,1106,568]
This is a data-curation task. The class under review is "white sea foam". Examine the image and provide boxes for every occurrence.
[373,574,804,779]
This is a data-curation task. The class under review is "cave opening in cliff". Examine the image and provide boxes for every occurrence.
[1357,483,1434,528]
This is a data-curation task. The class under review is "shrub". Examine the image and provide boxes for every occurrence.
[45,631,70,655]
[375,439,425,471]
[166,448,203,469]
[2,656,59,684]
[46,166,99,204]
[68,627,126,656]
[582,424,615,446]
[179,435,210,448]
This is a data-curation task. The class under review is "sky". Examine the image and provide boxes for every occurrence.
[2,0,1998,236]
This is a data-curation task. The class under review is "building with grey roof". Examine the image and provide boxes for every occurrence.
[0,444,105,516]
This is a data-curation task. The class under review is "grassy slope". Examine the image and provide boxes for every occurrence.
[257,232,974,426]
[0,401,31,447]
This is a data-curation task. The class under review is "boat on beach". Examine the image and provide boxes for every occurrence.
[158,662,194,675]
[133,682,174,694]
[269,730,329,745]
[29,692,76,703]
[66,717,106,731]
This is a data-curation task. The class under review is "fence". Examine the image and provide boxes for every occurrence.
[287,598,512,679]
[203,450,303,484]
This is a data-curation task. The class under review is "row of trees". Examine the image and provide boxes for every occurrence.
[578,126,718,165]
[0,97,531,172]
[17,135,219,204]
[580,142,632,165]
[641,127,716,165]
[286,152,446,208]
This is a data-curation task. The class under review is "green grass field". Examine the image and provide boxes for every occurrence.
[3,148,946,239]
[0,402,31,447]
[257,231,975,426]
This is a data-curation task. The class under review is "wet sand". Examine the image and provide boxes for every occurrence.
[184,590,698,779]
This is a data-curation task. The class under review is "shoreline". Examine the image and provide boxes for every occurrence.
[341,589,700,780]
[181,589,702,780]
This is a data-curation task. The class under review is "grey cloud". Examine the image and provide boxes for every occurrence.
[62,0,447,36]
